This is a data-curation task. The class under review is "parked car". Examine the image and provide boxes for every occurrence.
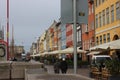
[91,55,112,66]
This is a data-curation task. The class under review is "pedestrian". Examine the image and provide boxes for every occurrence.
[53,59,60,74]
[11,57,17,61]
[60,58,68,74]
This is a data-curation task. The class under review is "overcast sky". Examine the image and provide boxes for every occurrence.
[0,0,60,52]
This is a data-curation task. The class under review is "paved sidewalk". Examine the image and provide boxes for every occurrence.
[45,65,94,80]
[45,65,90,77]
[27,74,94,80]
[26,65,94,80]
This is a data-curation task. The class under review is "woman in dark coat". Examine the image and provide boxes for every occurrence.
[60,58,68,74]
[53,60,60,74]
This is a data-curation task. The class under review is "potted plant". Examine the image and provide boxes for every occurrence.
[105,59,120,80]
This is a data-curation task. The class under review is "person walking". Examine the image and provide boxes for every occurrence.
[60,58,68,74]
[53,60,60,74]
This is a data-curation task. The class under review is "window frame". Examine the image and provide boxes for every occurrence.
[116,1,120,20]
[106,7,110,24]
[111,5,114,23]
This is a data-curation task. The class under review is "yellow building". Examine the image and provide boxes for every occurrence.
[39,32,46,53]
[47,21,57,51]
[95,0,120,44]
[94,0,120,58]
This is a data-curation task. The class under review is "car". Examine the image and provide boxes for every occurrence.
[91,55,112,66]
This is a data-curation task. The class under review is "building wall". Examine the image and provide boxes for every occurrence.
[66,24,73,48]
[53,26,58,50]
[9,45,24,60]
[95,0,120,45]
[82,0,95,51]
[49,27,54,51]
[61,24,66,50]
[47,21,57,51]
[57,23,61,50]
[46,30,50,52]
[30,42,37,55]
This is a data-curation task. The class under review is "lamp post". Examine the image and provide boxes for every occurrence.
[73,0,77,74]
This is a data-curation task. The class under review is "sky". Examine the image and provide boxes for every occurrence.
[0,0,60,52]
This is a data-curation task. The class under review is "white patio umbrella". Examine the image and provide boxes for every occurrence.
[59,47,86,54]
[90,39,120,50]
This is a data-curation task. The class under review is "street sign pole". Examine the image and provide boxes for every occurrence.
[73,0,77,74]
[61,0,88,74]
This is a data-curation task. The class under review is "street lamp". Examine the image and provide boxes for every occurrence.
[73,0,77,74]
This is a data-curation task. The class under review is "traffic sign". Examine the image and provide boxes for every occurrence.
[61,0,88,24]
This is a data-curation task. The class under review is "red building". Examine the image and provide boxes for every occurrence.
[66,24,73,48]
[82,0,95,51]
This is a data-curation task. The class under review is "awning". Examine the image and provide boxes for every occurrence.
[41,52,51,55]
[49,50,59,55]
[31,52,49,57]
[87,51,100,55]
[30,53,41,57]
[31,47,86,56]
[90,39,120,50]
[59,47,87,54]
[42,47,86,55]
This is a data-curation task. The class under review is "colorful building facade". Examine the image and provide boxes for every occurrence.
[66,24,73,48]
[46,21,57,52]
[94,0,120,59]
[61,24,66,50]
[95,0,120,45]
[82,0,95,51]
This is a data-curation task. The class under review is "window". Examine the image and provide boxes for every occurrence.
[89,7,91,15]
[103,34,106,43]
[97,0,99,7]
[77,28,81,43]
[91,21,94,30]
[102,0,105,3]
[99,0,101,5]
[85,24,88,33]
[116,1,120,20]
[106,7,110,24]
[96,37,99,45]
[99,12,102,27]
[95,0,97,7]
[96,14,98,28]
[100,35,102,44]
[102,10,105,25]
[62,39,66,47]
[111,5,114,22]
[92,4,94,13]
[107,33,110,42]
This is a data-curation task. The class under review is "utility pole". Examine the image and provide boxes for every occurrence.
[7,0,9,60]
[11,25,14,59]
[73,0,77,74]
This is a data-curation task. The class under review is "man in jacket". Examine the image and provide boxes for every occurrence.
[60,58,68,74]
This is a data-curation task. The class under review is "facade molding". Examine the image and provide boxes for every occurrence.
[96,24,120,35]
